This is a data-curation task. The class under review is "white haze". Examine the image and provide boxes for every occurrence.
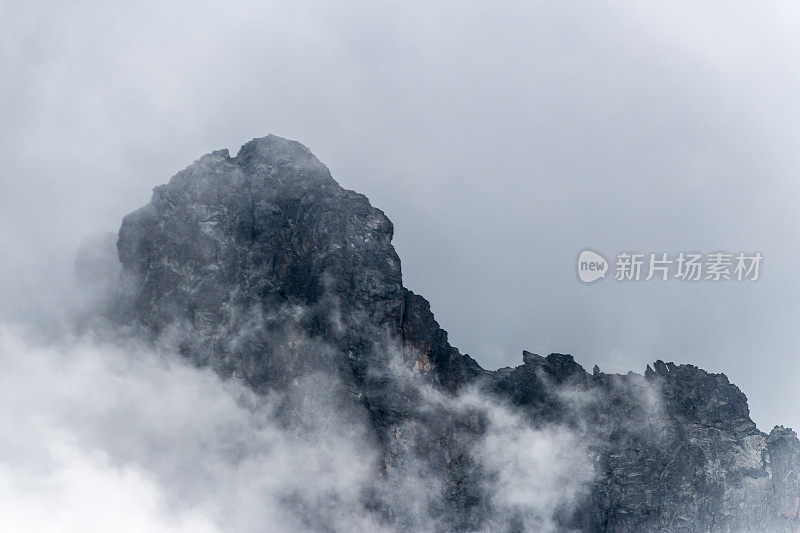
[2,1,799,432]
[0,324,378,532]
[0,317,604,532]
[1,1,800,529]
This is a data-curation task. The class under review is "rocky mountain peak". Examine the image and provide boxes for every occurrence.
[114,135,800,531]
[233,134,331,174]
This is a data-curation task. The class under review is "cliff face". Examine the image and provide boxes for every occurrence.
[116,135,800,531]
[118,136,403,388]
[486,354,794,530]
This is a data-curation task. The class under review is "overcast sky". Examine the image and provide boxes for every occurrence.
[2,1,799,432]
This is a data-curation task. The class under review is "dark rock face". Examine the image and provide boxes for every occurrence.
[486,355,798,531]
[402,288,484,392]
[116,135,800,531]
[118,136,406,389]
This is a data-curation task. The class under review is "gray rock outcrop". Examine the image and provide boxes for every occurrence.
[114,134,800,531]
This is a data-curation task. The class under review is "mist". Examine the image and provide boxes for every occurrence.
[2,2,800,529]
[3,1,799,432]
[0,311,613,532]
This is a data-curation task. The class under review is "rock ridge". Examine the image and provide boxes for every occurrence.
[115,135,800,531]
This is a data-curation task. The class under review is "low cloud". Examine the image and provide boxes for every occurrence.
[0,324,382,532]
[0,308,619,531]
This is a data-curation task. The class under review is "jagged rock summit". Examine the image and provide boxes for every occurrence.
[116,135,800,532]
[118,134,479,390]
